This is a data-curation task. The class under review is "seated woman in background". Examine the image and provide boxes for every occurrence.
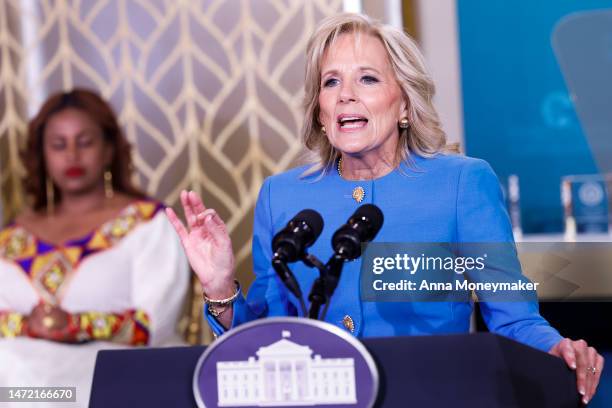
[0,89,189,405]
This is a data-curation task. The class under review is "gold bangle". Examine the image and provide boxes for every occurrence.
[203,280,241,306]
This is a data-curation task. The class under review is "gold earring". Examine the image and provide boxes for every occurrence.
[321,125,326,134]
[104,170,114,199]
[46,176,55,216]
[399,117,409,129]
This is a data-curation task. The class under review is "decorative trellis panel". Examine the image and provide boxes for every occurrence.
[0,0,344,280]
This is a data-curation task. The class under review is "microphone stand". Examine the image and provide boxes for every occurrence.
[271,251,349,321]
[272,256,307,317]
[304,253,347,321]
[303,254,327,320]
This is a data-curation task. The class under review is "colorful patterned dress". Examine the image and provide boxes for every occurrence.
[0,200,189,407]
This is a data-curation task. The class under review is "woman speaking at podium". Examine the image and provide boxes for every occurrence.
[167,13,603,403]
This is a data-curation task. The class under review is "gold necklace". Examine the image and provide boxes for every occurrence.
[337,157,365,203]
[337,156,344,178]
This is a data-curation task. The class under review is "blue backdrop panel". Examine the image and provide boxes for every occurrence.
[457,0,612,233]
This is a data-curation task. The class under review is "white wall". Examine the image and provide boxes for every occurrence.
[362,0,403,28]
[357,0,464,145]
[414,0,464,144]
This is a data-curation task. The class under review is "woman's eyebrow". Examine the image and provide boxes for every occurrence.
[358,66,382,74]
[321,66,383,77]
[321,68,340,78]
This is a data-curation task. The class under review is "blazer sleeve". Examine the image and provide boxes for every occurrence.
[456,158,563,352]
[205,177,293,336]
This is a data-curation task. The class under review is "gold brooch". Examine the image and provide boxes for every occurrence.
[352,186,365,203]
[342,315,355,333]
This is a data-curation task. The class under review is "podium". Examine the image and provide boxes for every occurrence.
[90,333,580,407]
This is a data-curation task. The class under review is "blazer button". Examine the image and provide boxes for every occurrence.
[342,315,355,333]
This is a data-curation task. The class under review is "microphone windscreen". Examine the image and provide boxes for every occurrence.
[293,209,324,239]
[352,204,384,237]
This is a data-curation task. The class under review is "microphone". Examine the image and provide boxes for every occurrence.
[272,209,324,262]
[331,204,384,260]
[271,209,324,316]
[308,204,384,320]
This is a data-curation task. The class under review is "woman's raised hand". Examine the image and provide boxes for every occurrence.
[166,190,236,299]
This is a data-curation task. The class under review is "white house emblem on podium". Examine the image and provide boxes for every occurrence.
[216,330,357,406]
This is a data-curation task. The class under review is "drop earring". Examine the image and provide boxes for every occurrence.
[46,176,55,216]
[104,170,114,199]
[321,125,326,134]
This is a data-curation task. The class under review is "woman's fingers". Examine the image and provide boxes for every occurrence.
[195,209,216,223]
[181,190,212,230]
[581,346,602,405]
[189,190,208,215]
[550,337,605,404]
[196,209,219,236]
[180,190,198,229]
[168,195,234,285]
[200,210,230,246]
[572,340,590,403]
[210,211,226,227]
[590,354,605,401]
[165,207,189,244]
[553,338,576,368]
[585,346,596,402]
[586,347,603,404]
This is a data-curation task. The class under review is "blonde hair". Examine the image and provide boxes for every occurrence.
[301,13,448,176]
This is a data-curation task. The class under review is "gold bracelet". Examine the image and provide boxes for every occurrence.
[207,303,230,318]
[203,280,240,317]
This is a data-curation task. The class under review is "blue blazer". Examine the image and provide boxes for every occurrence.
[207,153,562,352]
